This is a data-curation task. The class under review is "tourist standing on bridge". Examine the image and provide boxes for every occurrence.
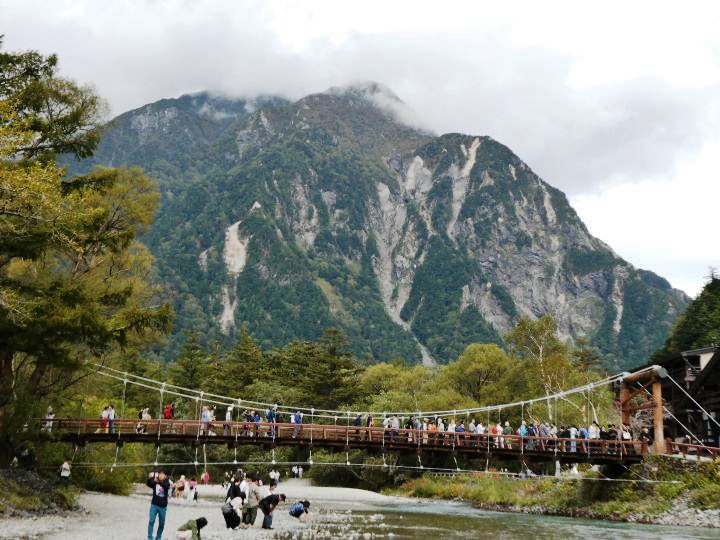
[99,405,109,433]
[503,421,513,449]
[43,406,55,432]
[146,471,171,540]
[292,411,303,438]
[224,406,233,436]
[354,413,362,439]
[390,414,400,443]
[163,402,175,420]
[108,404,116,434]
[267,405,277,437]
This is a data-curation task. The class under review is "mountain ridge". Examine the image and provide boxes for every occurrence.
[66,83,689,368]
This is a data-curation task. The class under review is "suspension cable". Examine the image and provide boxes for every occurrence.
[90,362,649,420]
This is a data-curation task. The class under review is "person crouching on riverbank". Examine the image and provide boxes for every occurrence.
[147,471,171,540]
[260,493,286,529]
[289,500,312,522]
[176,517,207,539]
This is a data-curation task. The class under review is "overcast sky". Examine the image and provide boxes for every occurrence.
[3,0,719,296]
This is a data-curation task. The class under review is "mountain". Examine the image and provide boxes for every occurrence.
[67,83,689,368]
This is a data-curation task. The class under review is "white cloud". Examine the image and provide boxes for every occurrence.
[571,142,720,297]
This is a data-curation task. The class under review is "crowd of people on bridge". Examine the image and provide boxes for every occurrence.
[76,402,654,454]
[361,414,652,453]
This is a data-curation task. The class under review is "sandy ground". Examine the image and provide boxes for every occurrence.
[0,479,398,539]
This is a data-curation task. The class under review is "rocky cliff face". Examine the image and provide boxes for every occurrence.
[69,83,688,368]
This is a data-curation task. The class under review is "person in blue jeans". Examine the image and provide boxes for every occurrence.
[147,471,171,540]
[260,493,286,529]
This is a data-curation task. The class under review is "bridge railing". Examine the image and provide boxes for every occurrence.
[665,440,720,460]
[37,418,652,456]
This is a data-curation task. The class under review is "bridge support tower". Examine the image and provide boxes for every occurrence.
[620,366,668,454]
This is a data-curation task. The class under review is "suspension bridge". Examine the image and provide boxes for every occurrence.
[36,363,720,469]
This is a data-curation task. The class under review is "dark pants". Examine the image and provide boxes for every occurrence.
[244,505,257,525]
[224,510,241,529]
[147,504,166,540]
[262,509,274,529]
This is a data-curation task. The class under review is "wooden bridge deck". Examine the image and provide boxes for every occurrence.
[35,419,670,464]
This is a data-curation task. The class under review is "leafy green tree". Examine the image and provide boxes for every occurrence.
[170,333,210,390]
[653,271,720,359]
[436,343,513,404]
[213,325,263,397]
[505,315,570,419]
[0,42,171,458]
[0,36,105,162]
[571,336,605,371]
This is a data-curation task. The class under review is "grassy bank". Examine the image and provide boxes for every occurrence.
[389,456,720,525]
[0,469,80,517]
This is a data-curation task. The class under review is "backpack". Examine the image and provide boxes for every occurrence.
[289,501,305,518]
[222,502,234,515]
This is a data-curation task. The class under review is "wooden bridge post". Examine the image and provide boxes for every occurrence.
[620,384,631,426]
[621,366,668,455]
[653,380,666,454]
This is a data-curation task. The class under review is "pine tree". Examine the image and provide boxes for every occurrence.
[653,272,720,358]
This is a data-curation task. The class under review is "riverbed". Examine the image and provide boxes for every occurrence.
[1,479,718,539]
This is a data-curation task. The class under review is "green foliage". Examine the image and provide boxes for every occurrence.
[0,36,106,162]
[564,247,616,276]
[395,457,720,520]
[170,333,210,389]
[618,273,685,365]
[0,41,172,460]
[654,273,720,359]
[401,237,502,360]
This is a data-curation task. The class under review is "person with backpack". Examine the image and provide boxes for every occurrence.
[222,482,246,530]
[353,413,362,440]
[259,492,286,530]
[267,406,277,437]
[292,411,303,438]
[289,500,312,522]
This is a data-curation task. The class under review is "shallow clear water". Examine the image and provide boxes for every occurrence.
[315,500,720,539]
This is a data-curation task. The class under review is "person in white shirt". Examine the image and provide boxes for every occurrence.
[107,405,116,434]
[43,407,55,432]
[59,459,71,484]
[224,406,233,436]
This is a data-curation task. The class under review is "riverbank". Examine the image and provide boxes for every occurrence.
[3,476,720,538]
[390,456,720,528]
[0,479,402,539]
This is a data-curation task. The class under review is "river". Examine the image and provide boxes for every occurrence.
[316,499,720,539]
[2,479,718,538]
